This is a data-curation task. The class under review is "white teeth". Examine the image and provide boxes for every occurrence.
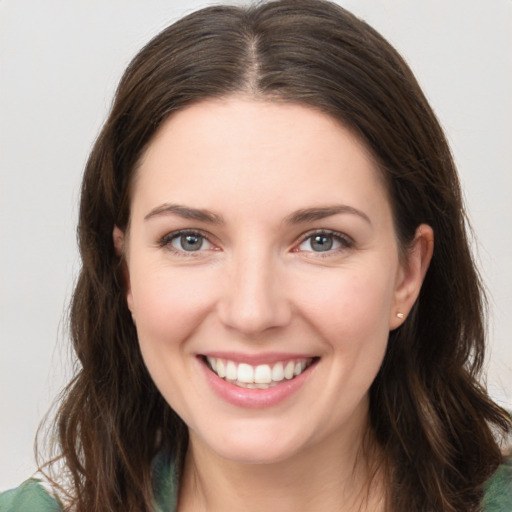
[237,363,254,383]
[217,359,226,378]
[226,361,237,381]
[206,356,217,373]
[271,362,284,382]
[254,364,272,384]
[284,361,295,380]
[206,356,313,386]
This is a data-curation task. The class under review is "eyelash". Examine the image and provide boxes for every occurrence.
[158,229,215,257]
[294,229,354,256]
[158,229,354,257]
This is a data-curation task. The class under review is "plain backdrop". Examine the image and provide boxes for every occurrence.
[1,0,511,490]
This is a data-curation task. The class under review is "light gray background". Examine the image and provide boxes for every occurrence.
[1,0,511,490]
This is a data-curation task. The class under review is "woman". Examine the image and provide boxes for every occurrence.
[1,0,510,510]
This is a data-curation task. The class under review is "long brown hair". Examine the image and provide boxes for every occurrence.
[39,1,511,510]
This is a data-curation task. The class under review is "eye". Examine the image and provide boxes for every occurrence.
[160,230,215,253]
[297,231,352,253]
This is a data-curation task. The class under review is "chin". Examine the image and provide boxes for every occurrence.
[191,421,312,466]
[214,441,302,466]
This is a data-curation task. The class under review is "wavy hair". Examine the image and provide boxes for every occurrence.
[40,1,511,510]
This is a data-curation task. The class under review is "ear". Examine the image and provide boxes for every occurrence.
[113,225,125,256]
[113,225,134,314]
[389,224,434,330]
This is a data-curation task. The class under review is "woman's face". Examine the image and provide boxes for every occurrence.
[120,97,428,464]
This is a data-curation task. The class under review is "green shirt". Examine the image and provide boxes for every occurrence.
[1,456,510,511]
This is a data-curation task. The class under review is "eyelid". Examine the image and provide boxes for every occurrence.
[157,228,353,256]
[292,229,354,253]
[158,228,219,254]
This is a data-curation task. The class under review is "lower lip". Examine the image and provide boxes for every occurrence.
[200,358,316,409]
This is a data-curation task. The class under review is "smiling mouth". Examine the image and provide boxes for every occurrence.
[202,356,318,389]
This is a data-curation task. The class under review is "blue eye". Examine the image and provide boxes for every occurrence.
[161,230,214,253]
[309,234,335,252]
[173,233,205,251]
[298,232,350,253]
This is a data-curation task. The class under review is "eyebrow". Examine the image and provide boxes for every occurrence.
[284,205,372,225]
[144,203,225,224]
[144,203,371,226]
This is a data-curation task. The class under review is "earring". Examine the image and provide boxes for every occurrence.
[396,312,405,319]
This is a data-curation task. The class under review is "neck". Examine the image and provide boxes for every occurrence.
[177,423,386,512]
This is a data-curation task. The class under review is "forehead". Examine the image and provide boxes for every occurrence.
[131,97,391,222]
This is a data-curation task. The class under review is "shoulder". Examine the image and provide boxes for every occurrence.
[0,451,178,512]
[482,456,512,512]
[0,478,63,512]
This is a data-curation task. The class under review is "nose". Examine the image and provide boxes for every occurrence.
[217,248,292,337]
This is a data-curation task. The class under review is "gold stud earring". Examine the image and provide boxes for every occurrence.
[396,312,405,319]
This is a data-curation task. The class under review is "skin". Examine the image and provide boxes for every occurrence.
[114,97,433,511]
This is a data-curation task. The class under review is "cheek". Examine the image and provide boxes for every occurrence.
[294,266,396,340]
[128,266,220,413]
[320,274,393,389]
[129,264,217,346]
[291,265,396,395]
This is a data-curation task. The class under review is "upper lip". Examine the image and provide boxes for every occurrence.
[199,351,319,365]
